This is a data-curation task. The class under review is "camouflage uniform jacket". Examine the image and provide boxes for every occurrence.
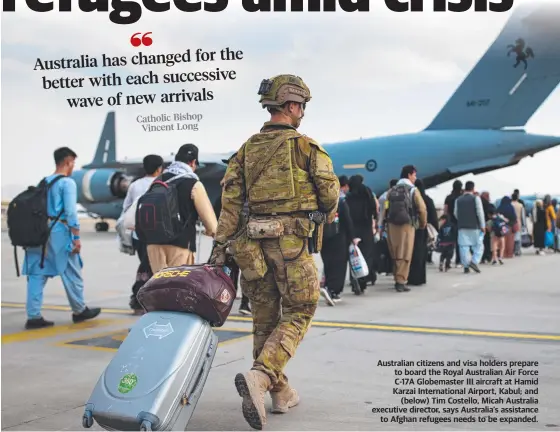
[215,121,340,244]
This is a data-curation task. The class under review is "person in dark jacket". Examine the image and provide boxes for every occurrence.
[416,179,438,264]
[444,180,463,267]
[497,195,517,258]
[320,176,359,305]
[408,179,433,285]
[479,192,495,263]
[345,176,377,292]
[145,144,217,272]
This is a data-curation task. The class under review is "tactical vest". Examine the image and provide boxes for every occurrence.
[243,128,319,215]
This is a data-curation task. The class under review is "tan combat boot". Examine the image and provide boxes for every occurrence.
[270,386,300,414]
[234,370,271,430]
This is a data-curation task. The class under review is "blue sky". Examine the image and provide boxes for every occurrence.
[1,0,559,205]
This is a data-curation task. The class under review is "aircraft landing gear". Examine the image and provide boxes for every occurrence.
[95,221,109,232]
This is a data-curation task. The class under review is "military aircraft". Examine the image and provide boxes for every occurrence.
[72,1,560,232]
[72,111,231,231]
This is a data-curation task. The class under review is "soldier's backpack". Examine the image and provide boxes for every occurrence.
[386,183,414,226]
[135,174,190,245]
[7,175,65,276]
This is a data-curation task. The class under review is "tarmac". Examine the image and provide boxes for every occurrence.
[1,220,560,431]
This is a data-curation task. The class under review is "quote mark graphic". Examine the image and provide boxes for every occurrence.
[130,32,153,47]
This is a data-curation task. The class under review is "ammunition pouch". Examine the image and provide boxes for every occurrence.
[247,218,285,239]
[229,228,268,282]
[246,216,315,240]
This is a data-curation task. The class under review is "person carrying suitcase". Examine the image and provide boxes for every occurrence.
[210,74,340,430]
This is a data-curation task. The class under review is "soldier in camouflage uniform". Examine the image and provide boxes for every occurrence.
[210,74,340,430]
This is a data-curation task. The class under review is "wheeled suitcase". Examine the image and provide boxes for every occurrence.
[82,311,218,431]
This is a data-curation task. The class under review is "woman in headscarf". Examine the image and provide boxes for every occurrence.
[479,192,495,264]
[419,180,439,264]
[408,179,434,286]
[444,180,463,268]
[345,176,377,292]
[532,199,546,254]
[497,196,517,258]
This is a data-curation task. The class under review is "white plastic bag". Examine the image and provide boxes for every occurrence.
[426,223,438,248]
[123,196,140,230]
[115,215,135,255]
[349,243,369,279]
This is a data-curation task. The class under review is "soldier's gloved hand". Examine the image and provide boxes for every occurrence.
[209,242,228,266]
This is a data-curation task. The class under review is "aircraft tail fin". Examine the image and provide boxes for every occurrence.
[88,111,116,166]
[426,1,560,131]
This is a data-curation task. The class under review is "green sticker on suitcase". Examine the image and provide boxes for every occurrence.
[118,373,138,394]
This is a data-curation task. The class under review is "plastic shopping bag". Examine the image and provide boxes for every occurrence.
[545,231,554,248]
[349,243,369,279]
[115,215,135,256]
[123,196,140,230]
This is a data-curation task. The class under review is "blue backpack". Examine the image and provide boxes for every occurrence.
[492,216,508,237]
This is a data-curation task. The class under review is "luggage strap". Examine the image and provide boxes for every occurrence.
[40,208,64,271]
[151,173,190,189]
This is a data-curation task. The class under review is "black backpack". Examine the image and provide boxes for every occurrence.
[135,174,190,245]
[386,183,414,225]
[7,175,65,276]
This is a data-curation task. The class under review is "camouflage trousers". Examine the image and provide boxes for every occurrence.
[240,233,320,392]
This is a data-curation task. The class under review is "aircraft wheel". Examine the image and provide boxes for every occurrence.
[95,222,109,232]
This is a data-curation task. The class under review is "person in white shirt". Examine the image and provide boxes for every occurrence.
[121,154,163,314]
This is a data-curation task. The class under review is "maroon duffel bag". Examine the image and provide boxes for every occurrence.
[136,264,237,327]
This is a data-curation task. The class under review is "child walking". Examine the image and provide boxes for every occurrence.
[437,215,456,272]
[487,209,509,265]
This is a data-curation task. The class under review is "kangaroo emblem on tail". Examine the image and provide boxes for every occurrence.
[507,38,535,70]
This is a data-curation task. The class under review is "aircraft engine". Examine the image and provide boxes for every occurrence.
[73,168,131,203]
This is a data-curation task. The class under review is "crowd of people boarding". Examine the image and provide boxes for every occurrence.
[318,165,559,306]
[14,148,559,328]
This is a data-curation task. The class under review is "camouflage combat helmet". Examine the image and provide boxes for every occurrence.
[257,74,311,109]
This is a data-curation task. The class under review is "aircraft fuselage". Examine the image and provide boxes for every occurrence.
[74,128,559,221]
[326,129,559,196]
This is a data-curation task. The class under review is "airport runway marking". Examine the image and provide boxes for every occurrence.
[1,318,133,345]
[55,327,252,352]
[3,302,560,342]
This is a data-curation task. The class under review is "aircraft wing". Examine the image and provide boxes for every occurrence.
[109,151,234,172]
[196,152,236,168]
